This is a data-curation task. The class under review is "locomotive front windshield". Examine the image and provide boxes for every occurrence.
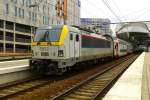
[34,28,62,42]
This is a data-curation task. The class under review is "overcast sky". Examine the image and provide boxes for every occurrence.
[81,0,150,23]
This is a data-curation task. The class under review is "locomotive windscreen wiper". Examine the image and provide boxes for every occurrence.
[45,31,51,42]
[35,28,61,42]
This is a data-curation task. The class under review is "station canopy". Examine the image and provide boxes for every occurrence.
[116,22,150,45]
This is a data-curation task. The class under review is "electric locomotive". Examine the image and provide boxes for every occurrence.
[30,25,114,74]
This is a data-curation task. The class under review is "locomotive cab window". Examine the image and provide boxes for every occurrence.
[76,34,79,42]
[34,27,62,42]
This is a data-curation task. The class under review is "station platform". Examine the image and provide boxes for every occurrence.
[0,53,31,61]
[0,59,29,75]
[103,52,150,100]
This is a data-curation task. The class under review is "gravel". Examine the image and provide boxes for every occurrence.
[10,60,115,100]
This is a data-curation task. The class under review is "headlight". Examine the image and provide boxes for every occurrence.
[58,50,64,57]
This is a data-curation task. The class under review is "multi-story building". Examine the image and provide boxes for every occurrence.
[55,0,80,25]
[81,18,112,36]
[0,0,81,53]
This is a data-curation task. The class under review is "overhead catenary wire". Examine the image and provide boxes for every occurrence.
[109,0,130,38]
[83,0,150,24]
[101,0,122,23]
[101,0,123,36]
[29,0,150,25]
[81,5,100,18]
[104,1,150,23]
[136,10,150,21]
[83,0,112,18]
[111,0,128,22]
[120,6,150,19]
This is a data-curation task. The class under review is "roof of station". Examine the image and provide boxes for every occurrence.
[115,22,150,46]
[116,22,150,34]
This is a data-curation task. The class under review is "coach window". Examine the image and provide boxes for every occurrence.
[70,34,73,40]
[76,34,79,42]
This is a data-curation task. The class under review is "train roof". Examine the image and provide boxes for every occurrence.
[37,25,80,32]
[37,25,65,30]
[114,38,132,44]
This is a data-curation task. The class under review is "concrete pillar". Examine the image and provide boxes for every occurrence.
[30,26,33,53]
[13,22,16,53]
[31,26,33,42]
[3,20,6,53]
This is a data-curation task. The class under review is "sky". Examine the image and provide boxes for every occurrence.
[80,0,150,36]
[80,0,150,23]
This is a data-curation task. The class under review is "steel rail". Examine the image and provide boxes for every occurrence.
[51,54,139,100]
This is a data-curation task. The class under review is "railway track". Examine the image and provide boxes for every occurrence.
[52,54,139,100]
[0,54,139,100]
[0,76,55,99]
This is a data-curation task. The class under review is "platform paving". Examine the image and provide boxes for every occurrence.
[0,53,31,60]
[142,52,150,100]
[0,59,29,74]
[0,53,31,57]
[103,52,146,100]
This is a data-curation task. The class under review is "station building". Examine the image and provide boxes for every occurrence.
[0,0,81,53]
[81,18,112,36]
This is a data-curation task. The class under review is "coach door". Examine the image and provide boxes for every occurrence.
[69,33,80,59]
[74,34,80,58]
[69,33,75,58]
[115,43,119,57]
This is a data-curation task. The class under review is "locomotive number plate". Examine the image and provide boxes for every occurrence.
[40,47,48,51]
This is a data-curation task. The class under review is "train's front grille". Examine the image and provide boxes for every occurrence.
[41,52,49,56]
